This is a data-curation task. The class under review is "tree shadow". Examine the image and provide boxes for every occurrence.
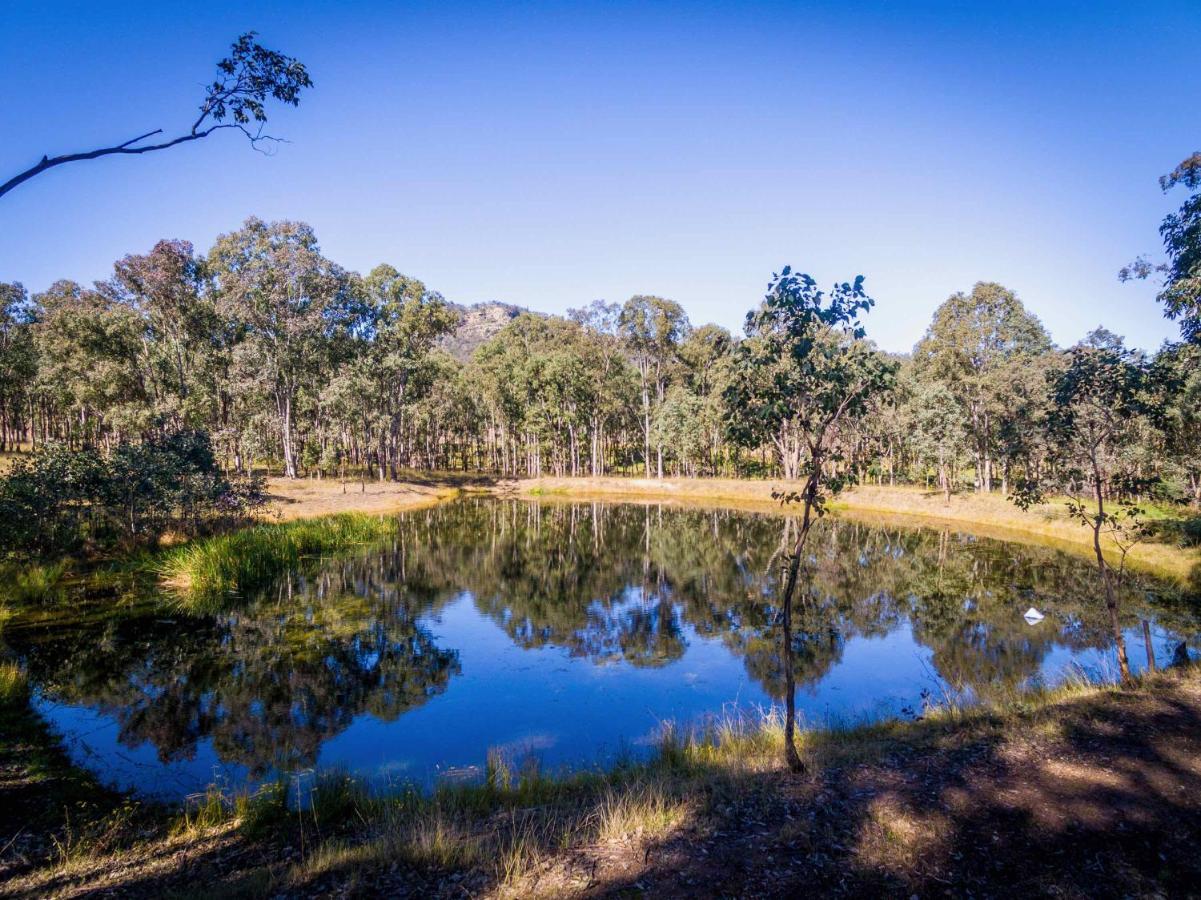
[12,672,1199,898]
[594,671,1201,897]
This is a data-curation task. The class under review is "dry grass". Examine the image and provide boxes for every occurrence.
[514,477,1199,582]
[7,667,1201,898]
[0,660,27,708]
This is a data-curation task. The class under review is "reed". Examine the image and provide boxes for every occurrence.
[159,513,400,601]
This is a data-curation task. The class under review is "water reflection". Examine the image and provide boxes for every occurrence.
[18,573,459,774]
[8,498,1199,798]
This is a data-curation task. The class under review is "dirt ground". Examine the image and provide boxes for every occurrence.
[573,671,1201,899]
[4,669,1201,898]
[257,476,460,521]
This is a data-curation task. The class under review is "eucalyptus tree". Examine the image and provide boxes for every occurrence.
[110,239,219,428]
[651,387,709,476]
[2,33,311,199]
[31,279,150,445]
[208,218,360,478]
[408,351,481,470]
[570,300,634,475]
[912,381,969,505]
[619,296,691,477]
[1122,151,1201,344]
[1151,342,1201,506]
[678,324,736,475]
[726,267,895,771]
[914,283,1052,491]
[1011,331,1157,681]
[0,283,36,451]
[358,265,459,477]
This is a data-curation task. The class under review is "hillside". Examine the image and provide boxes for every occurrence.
[440,301,525,362]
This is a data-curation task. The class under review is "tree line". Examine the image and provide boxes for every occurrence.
[0,217,1197,508]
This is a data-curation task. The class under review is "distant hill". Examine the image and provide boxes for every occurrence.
[440,301,526,362]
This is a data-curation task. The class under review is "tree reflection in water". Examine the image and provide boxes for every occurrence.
[10,498,1198,785]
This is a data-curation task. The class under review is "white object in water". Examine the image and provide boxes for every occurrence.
[1023,607,1045,625]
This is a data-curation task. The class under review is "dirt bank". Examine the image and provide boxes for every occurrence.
[258,476,459,521]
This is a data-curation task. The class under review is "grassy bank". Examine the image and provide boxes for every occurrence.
[159,512,405,600]
[4,663,1200,896]
[513,476,1201,584]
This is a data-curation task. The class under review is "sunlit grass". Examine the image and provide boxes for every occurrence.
[592,780,690,844]
[159,513,400,602]
[8,661,1197,897]
[0,661,28,708]
[0,559,69,608]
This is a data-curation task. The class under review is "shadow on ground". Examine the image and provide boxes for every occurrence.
[595,672,1201,898]
[5,669,1200,898]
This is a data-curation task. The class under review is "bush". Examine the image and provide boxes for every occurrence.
[0,429,261,557]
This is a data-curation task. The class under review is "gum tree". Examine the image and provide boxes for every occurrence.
[358,265,459,478]
[912,381,969,506]
[1151,343,1201,506]
[1,33,311,199]
[619,296,690,478]
[914,283,1052,492]
[1122,151,1201,345]
[0,283,36,451]
[1010,331,1156,681]
[727,267,895,771]
[208,219,358,479]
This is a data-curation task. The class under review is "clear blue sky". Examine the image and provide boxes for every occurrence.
[2,0,1197,353]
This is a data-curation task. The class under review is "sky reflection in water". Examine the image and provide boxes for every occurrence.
[18,499,1199,801]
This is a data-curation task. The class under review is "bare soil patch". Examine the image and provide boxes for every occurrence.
[258,476,458,521]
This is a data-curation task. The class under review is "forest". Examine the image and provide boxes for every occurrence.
[3,16,1201,896]
[1,216,1198,512]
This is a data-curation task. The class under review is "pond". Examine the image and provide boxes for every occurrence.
[8,498,1199,802]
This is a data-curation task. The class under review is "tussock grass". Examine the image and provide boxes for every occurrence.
[593,780,691,843]
[159,513,400,601]
[0,660,28,708]
[0,559,69,608]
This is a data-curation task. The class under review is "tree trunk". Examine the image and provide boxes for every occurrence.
[777,465,821,775]
[279,390,298,479]
[1090,453,1130,681]
[1142,619,1157,673]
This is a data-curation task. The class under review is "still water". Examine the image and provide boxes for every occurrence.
[10,498,1199,801]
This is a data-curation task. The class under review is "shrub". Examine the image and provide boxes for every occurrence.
[0,428,261,557]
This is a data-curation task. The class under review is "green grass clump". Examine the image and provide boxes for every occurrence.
[160,513,400,602]
[0,559,69,607]
[0,661,28,709]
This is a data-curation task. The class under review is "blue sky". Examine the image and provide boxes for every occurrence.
[1,0,1197,353]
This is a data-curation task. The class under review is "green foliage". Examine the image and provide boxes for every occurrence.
[1122,151,1201,344]
[206,32,312,127]
[727,267,896,494]
[161,512,402,601]
[913,282,1053,492]
[3,211,1197,518]
[0,429,253,557]
[208,218,360,478]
